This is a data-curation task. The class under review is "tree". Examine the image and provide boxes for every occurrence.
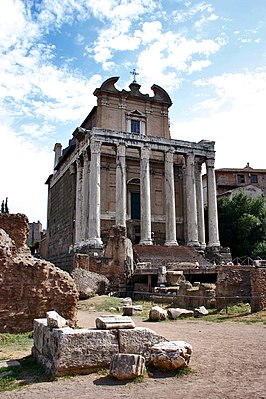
[217,192,266,259]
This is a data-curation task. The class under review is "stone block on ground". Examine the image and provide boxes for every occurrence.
[0,360,20,368]
[95,315,135,329]
[122,306,134,316]
[123,297,133,306]
[167,308,194,319]
[32,318,119,376]
[151,341,193,371]
[109,354,145,380]
[149,305,167,321]
[194,306,209,317]
[119,327,168,362]
[47,311,67,328]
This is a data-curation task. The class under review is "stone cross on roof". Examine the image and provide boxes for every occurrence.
[130,68,139,83]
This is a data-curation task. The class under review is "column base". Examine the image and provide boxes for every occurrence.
[187,240,200,247]
[86,237,103,248]
[164,240,179,246]
[207,242,220,249]
[139,239,153,245]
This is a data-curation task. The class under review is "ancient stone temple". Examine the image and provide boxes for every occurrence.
[45,76,220,273]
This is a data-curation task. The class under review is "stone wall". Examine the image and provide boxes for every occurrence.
[0,214,78,332]
[250,267,266,312]
[0,213,29,252]
[216,266,252,309]
[46,168,76,272]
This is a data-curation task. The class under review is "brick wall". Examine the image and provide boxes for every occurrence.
[250,267,266,312]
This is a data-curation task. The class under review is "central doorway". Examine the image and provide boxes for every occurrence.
[131,192,140,220]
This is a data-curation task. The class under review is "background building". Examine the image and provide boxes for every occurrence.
[203,163,266,204]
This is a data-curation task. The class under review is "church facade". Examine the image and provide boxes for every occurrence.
[45,76,220,272]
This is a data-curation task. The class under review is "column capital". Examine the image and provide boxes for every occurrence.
[165,148,175,162]
[116,143,126,157]
[141,145,150,160]
[83,149,89,161]
[90,141,101,154]
[206,158,215,168]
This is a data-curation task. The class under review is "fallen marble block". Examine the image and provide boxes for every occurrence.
[151,341,193,371]
[149,305,167,321]
[119,327,168,362]
[167,308,194,319]
[47,311,67,328]
[194,306,209,317]
[110,353,145,380]
[95,315,135,329]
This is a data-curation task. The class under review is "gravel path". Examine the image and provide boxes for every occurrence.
[1,310,266,399]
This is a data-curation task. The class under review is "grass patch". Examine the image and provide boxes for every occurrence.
[0,332,33,349]
[78,295,122,312]
[0,355,49,393]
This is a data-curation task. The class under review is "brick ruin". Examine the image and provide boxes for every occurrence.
[0,214,79,333]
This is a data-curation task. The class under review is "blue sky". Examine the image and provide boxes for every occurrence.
[1,0,266,226]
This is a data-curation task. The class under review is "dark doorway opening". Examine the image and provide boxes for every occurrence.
[131,192,140,220]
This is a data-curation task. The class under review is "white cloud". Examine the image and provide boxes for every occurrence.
[171,69,266,169]
[0,123,53,226]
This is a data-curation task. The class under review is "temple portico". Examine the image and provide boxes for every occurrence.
[70,128,219,250]
[46,76,220,274]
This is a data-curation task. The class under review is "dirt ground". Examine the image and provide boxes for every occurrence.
[1,310,266,399]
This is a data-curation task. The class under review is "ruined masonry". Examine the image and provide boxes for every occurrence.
[0,213,78,333]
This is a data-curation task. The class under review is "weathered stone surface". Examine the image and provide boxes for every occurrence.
[123,297,133,306]
[0,213,30,253]
[194,306,209,317]
[71,268,109,299]
[122,306,134,316]
[95,315,135,329]
[32,316,168,376]
[250,266,266,312]
[216,266,251,309]
[0,214,79,333]
[151,341,193,370]
[47,311,67,328]
[118,327,168,362]
[149,306,167,321]
[167,308,194,319]
[32,318,119,376]
[109,354,145,380]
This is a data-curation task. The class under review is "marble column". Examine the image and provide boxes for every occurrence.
[195,159,206,249]
[75,157,83,244]
[82,150,89,240]
[139,145,153,245]
[116,143,127,227]
[206,158,220,248]
[87,141,103,247]
[164,149,178,246]
[185,153,199,246]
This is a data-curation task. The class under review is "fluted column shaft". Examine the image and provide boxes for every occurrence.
[75,158,83,244]
[164,149,178,246]
[116,143,127,227]
[185,153,199,246]
[139,146,152,245]
[195,159,206,248]
[206,158,220,248]
[82,150,89,240]
[88,141,103,247]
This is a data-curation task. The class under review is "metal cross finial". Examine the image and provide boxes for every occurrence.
[130,68,139,83]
